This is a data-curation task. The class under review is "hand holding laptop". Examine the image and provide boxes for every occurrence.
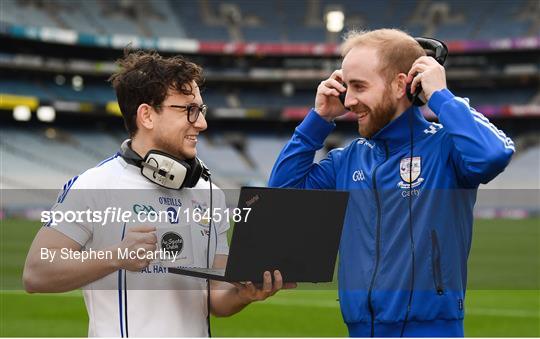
[232,270,297,303]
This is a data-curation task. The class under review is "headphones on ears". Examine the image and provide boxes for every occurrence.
[338,37,448,108]
[120,139,211,189]
[406,37,449,106]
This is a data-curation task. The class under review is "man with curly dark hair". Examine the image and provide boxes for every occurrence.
[23,50,293,337]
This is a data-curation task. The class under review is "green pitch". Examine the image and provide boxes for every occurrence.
[1,218,539,337]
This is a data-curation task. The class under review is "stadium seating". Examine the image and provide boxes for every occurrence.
[0,79,116,104]
[0,80,50,100]
[1,0,187,38]
[245,135,291,179]
[2,0,539,42]
[1,128,103,189]
[453,87,538,106]
[3,127,537,191]
[195,135,267,187]
[1,1,538,194]
[1,77,537,111]
[0,126,348,189]
[0,128,269,189]
[1,0,58,29]
[483,143,540,189]
[168,0,231,41]
[1,125,538,220]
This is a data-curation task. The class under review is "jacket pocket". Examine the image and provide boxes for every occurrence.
[431,229,445,295]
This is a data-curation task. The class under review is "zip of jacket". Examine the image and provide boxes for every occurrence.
[366,142,389,337]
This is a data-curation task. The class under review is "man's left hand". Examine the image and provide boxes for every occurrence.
[407,56,447,101]
[233,270,297,304]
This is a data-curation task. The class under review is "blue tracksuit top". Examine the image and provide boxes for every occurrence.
[269,89,514,334]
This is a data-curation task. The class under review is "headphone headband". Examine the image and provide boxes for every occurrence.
[406,37,449,106]
[414,37,448,66]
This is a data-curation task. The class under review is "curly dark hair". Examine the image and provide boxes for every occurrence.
[109,49,203,136]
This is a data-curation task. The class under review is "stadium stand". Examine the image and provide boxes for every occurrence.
[245,135,292,179]
[0,0,538,201]
[490,144,540,189]
[1,0,187,38]
[1,0,59,29]
[1,128,103,189]
[0,79,115,104]
[169,0,231,41]
[453,87,538,106]
[2,0,539,42]
[0,128,278,189]
[0,78,536,110]
[3,127,537,191]
[1,2,538,115]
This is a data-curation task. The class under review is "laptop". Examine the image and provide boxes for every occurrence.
[168,186,349,283]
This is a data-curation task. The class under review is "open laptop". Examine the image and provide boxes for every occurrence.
[168,186,349,283]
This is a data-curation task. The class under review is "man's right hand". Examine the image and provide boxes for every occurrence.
[114,226,157,271]
[315,69,348,122]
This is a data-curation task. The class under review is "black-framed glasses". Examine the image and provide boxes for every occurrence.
[156,103,208,123]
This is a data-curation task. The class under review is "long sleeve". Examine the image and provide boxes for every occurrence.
[428,89,515,187]
[268,109,338,189]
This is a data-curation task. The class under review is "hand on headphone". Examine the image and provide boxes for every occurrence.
[315,69,348,122]
[406,56,447,102]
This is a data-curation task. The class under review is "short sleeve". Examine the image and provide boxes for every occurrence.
[44,176,95,246]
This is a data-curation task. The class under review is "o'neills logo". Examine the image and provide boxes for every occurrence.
[161,232,183,257]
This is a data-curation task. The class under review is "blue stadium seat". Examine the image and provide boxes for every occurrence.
[2,0,536,42]
[242,26,282,43]
[0,80,51,100]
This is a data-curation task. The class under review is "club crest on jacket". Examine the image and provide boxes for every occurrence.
[398,156,424,189]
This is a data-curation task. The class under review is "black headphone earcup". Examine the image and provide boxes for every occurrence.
[181,157,203,188]
[406,82,426,106]
[406,83,413,102]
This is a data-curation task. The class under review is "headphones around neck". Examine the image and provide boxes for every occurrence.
[406,37,449,106]
[119,139,214,336]
[120,139,210,189]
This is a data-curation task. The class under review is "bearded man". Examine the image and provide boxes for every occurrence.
[269,29,514,337]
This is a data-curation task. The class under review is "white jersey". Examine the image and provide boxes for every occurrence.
[48,153,230,337]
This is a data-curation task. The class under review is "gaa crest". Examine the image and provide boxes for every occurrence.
[398,156,424,189]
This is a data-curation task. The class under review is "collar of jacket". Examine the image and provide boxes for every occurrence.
[368,105,432,154]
